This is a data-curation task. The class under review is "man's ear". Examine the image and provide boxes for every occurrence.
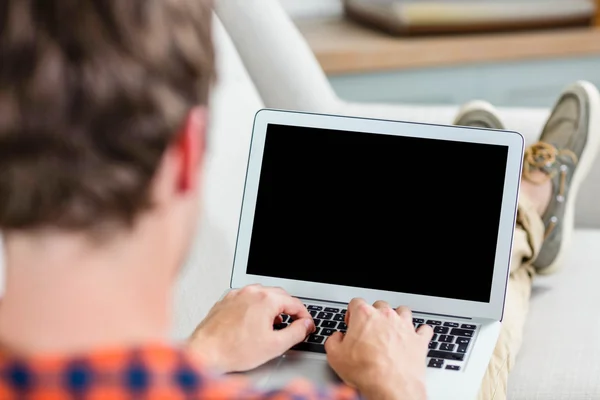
[177,106,207,193]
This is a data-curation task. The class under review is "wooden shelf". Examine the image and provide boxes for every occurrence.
[295,18,600,75]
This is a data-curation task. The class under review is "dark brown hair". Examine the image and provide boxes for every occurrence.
[0,0,215,231]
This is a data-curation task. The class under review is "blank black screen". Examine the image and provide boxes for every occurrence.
[245,124,508,303]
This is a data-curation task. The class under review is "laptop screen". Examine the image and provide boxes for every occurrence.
[245,123,509,303]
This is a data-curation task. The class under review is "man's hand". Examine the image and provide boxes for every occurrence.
[325,299,433,400]
[188,284,314,373]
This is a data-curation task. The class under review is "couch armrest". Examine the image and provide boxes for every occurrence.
[214,0,340,113]
[338,100,600,228]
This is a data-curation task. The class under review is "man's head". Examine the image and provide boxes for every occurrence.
[0,0,214,273]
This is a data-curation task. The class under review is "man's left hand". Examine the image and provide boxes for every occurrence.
[188,284,314,373]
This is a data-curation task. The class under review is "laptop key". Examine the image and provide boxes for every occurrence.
[428,342,438,349]
[341,309,347,314]
[307,305,323,311]
[427,350,464,361]
[446,365,461,371]
[451,328,474,337]
[443,322,459,328]
[428,358,444,368]
[313,318,322,327]
[281,314,290,323]
[316,312,334,320]
[273,323,288,330]
[456,344,468,353]
[413,318,425,324]
[313,327,321,335]
[324,307,339,313]
[307,334,325,344]
[439,343,455,352]
[426,320,442,325]
[337,322,347,330]
[321,328,335,336]
[461,324,477,330]
[321,320,337,329]
[309,310,318,318]
[434,326,449,334]
[432,334,438,341]
[439,335,454,343]
[333,314,345,322]
[292,342,325,354]
[456,337,471,345]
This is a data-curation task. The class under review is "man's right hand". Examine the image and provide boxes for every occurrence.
[325,299,433,400]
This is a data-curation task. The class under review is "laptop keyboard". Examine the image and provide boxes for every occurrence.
[276,304,478,372]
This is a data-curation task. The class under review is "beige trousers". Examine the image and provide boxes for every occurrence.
[477,194,545,400]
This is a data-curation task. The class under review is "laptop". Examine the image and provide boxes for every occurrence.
[228,109,524,399]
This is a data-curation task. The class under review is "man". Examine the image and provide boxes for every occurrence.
[0,1,430,399]
[0,2,597,400]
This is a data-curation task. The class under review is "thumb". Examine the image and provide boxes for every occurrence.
[324,331,343,355]
[275,318,313,349]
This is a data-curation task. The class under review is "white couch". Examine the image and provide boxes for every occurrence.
[173,2,600,398]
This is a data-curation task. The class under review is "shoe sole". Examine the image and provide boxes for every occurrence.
[538,80,600,274]
[453,100,505,129]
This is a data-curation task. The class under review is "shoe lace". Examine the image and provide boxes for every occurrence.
[522,142,578,184]
[523,141,578,240]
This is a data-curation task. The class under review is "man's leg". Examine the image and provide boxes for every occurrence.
[456,104,545,399]
[455,81,600,399]
[477,195,544,400]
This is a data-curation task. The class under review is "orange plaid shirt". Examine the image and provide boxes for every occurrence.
[0,344,360,399]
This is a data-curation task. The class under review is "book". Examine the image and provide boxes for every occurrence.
[343,0,597,35]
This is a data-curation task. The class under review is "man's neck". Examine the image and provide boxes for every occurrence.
[0,230,173,357]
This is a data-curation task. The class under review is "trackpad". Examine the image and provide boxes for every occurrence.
[261,354,342,389]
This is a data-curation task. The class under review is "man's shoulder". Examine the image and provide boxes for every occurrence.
[0,343,213,397]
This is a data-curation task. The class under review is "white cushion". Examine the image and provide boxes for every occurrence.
[508,229,600,398]
[171,16,264,339]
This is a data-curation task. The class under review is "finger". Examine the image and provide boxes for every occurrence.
[273,318,314,351]
[346,298,373,326]
[239,283,263,294]
[416,324,434,343]
[372,300,391,310]
[347,298,369,317]
[324,331,343,355]
[373,300,395,317]
[272,293,312,321]
[223,289,239,299]
[273,315,283,325]
[344,299,357,325]
[395,306,413,324]
[265,286,289,296]
[348,297,368,311]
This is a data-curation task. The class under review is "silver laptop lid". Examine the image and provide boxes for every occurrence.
[231,109,524,321]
